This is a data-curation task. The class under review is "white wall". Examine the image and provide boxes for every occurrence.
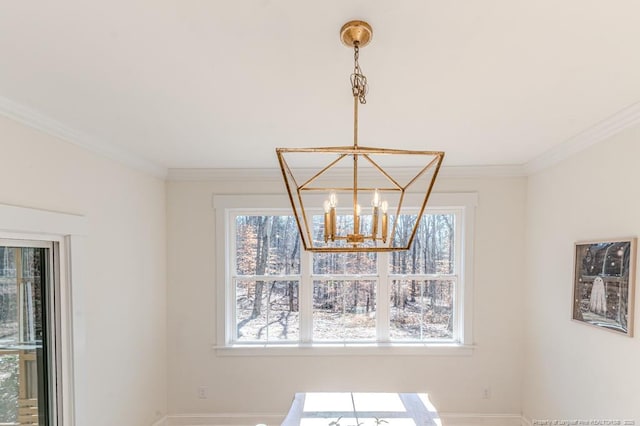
[166,175,526,420]
[0,116,168,426]
[523,124,640,421]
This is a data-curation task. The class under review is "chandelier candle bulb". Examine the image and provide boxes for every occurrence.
[372,189,380,207]
[329,192,338,207]
[354,203,361,235]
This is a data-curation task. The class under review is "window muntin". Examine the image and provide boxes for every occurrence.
[225,208,464,344]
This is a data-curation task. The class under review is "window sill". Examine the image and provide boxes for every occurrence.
[213,342,475,357]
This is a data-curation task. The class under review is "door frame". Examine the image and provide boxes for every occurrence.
[0,203,87,426]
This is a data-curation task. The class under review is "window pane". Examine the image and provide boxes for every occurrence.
[0,247,50,424]
[0,247,18,342]
[235,280,299,342]
[235,216,300,275]
[389,213,455,274]
[313,280,376,341]
[390,279,455,341]
[0,354,18,423]
[313,252,377,275]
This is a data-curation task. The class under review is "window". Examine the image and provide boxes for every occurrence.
[0,241,59,425]
[215,193,476,354]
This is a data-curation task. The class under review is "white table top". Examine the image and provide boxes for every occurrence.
[281,392,441,426]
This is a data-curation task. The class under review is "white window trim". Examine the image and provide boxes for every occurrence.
[213,192,477,356]
[0,203,87,426]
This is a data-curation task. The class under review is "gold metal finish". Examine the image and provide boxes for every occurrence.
[340,20,373,47]
[347,234,365,244]
[300,154,348,190]
[275,20,445,252]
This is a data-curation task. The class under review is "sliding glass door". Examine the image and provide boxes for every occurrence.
[0,241,59,426]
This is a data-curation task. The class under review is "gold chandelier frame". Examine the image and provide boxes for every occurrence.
[276,20,445,253]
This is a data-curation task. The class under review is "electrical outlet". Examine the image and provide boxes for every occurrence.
[482,387,491,399]
[197,386,208,399]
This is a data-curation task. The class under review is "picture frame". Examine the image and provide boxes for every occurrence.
[572,238,637,336]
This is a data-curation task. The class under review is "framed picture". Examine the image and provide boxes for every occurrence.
[573,238,637,336]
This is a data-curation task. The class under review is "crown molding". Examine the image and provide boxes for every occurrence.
[0,96,167,178]
[438,164,526,178]
[3,93,637,181]
[168,167,284,182]
[167,164,526,182]
[168,100,640,181]
[525,101,640,174]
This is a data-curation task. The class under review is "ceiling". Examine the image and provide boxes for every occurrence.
[1,1,640,174]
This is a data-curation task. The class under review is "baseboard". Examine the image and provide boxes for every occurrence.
[439,413,524,426]
[521,415,532,426]
[166,413,284,426]
[165,412,525,426]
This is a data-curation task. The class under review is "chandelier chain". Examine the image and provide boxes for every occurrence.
[351,43,368,104]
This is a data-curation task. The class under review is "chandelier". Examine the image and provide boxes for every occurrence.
[276,20,444,252]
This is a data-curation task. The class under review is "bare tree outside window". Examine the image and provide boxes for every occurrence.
[390,280,455,340]
[388,214,456,341]
[235,216,300,341]
[313,280,377,341]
